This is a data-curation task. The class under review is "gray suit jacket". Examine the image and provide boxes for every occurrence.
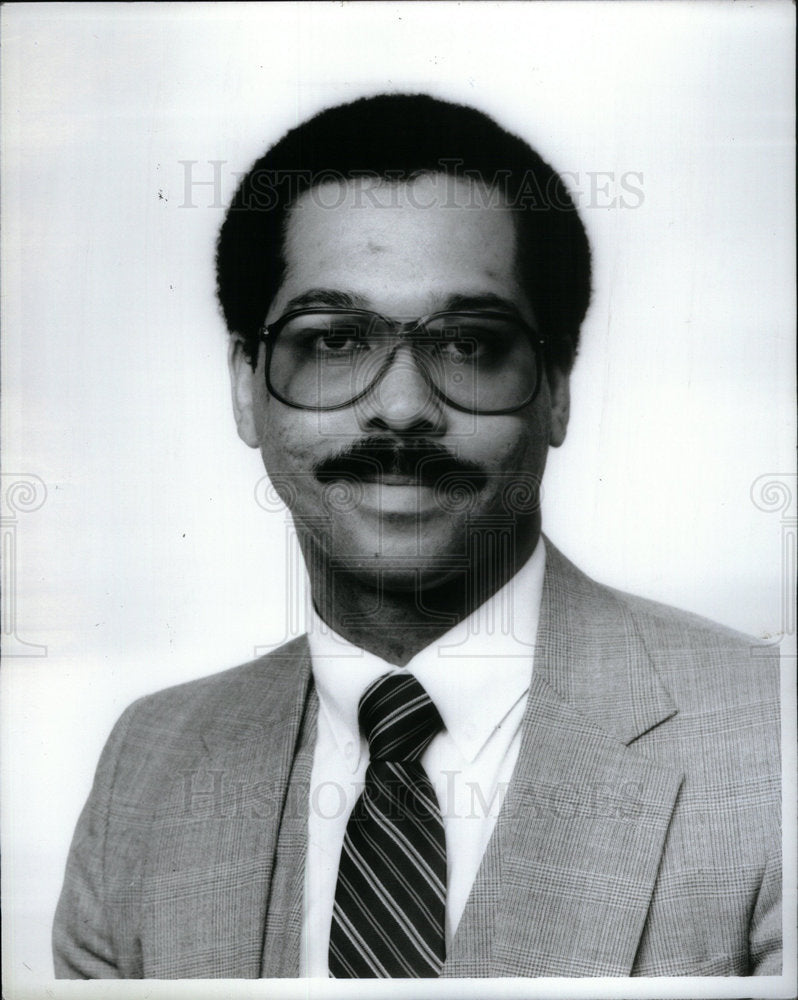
[53,542,781,978]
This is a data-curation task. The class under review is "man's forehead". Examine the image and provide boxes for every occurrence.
[290,171,508,214]
[281,174,518,275]
[269,172,528,323]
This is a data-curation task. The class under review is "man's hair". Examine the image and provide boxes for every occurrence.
[216,93,591,375]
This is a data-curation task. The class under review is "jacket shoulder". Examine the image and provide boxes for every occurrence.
[122,634,310,731]
[100,635,311,797]
[608,583,761,647]
[544,538,780,709]
[607,582,780,717]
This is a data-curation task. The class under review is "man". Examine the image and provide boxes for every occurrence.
[53,93,781,978]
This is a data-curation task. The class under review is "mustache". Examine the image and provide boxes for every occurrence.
[314,436,486,487]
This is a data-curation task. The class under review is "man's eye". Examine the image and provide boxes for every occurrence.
[436,334,488,362]
[457,338,481,356]
[314,329,365,353]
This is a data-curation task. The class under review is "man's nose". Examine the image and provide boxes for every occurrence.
[358,345,445,433]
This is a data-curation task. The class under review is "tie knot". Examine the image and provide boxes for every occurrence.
[358,673,443,762]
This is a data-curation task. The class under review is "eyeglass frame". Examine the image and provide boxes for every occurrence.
[259,306,548,416]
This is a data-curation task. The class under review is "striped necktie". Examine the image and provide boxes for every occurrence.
[328,672,447,978]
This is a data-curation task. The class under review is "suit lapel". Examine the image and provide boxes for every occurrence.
[260,684,319,977]
[444,541,684,977]
[141,639,313,979]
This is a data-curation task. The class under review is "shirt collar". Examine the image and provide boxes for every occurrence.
[308,539,546,771]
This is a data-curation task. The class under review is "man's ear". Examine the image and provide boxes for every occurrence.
[548,368,570,447]
[228,338,261,448]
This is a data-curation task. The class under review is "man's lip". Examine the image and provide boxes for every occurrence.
[316,471,429,487]
[316,471,487,490]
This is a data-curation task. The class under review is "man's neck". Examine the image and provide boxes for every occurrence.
[302,528,540,666]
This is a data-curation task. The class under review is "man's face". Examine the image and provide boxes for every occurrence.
[230,174,569,593]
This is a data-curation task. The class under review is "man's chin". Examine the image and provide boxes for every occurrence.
[375,560,463,594]
[328,550,467,596]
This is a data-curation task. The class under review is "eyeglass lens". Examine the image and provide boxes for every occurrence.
[267,312,539,412]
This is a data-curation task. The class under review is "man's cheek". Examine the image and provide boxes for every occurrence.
[260,414,310,469]
[262,433,343,522]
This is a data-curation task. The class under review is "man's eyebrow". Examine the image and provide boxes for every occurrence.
[441,293,521,315]
[282,289,369,311]
[282,290,523,315]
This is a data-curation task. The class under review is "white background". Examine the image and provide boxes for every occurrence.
[1,2,795,996]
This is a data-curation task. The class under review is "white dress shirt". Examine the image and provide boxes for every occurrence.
[300,540,546,976]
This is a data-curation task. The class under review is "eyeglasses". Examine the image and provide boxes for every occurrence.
[260,308,546,415]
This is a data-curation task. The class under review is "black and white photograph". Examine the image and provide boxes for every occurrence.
[1,3,795,998]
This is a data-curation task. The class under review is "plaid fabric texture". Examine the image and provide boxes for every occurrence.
[53,540,782,978]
